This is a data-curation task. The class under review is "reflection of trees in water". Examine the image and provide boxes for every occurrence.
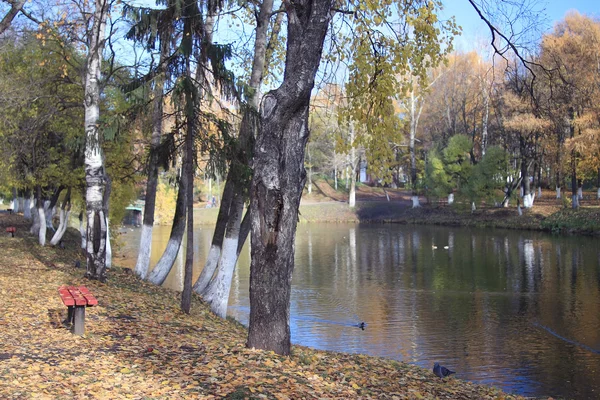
[126,224,600,398]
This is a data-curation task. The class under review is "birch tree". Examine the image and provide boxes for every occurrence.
[83,0,110,280]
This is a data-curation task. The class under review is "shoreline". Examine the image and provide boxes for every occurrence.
[0,212,534,399]
[189,198,600,237]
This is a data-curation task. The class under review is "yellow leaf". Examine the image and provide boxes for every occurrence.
[120,368,131,374]
[351,383,360,390]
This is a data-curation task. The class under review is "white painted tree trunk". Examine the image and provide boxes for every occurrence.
[202,191,244,317]
[538,186,542,198]
[23,197,32,220]
[83,0,109,281]
[79,214,86,250]
[412,195,420,208]
[135,225,153,278]
[193,245,220,293]
[349,172,356,207]
[50,208,70,246]
[572,194,579,209]
[471,201,476,213]
[349,141,356,208]
[148,172,187,286]
[134,38,167,280]
[523,193,535,208]
[38,206,46,246]
[556,186,561,199]
[448,193,454,205]
[30,200,40,235]
[202,237,238,318]
[577,187,583,200]
[44,200,55,231]
[148,237,183,285]
[11,189,18,213]
[518,205,523,216]
[105,215,112,269]
[597,187,600,199]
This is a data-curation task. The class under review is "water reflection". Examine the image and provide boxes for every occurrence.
[116,219,600,399]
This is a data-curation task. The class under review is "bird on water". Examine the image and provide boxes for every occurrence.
[433,363,455,379]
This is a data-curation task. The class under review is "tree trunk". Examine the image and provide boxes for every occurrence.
[181,113,194,314]
[30,198,40,234]
[348,127,357,208]
[202,191,244,317]
[23,190,32,220]
[50,187,71,246]
[12,188,18,213]
[84,0,109,281]
[36,186,46,246]
[194,0,274,296]
[481,82,489,156]
[193,181,233,293]
[79,211,86,250]
[0,0,26,35]
[134,36,168,280]
[246,0,332,355]
[147,167,187,285]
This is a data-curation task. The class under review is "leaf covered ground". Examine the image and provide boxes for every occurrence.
[0,212,541,399]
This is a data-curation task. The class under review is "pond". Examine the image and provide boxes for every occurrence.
[115,216,600,399]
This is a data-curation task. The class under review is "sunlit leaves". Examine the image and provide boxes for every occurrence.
[339,0,458,185]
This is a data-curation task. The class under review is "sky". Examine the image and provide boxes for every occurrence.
[442,0,599,52]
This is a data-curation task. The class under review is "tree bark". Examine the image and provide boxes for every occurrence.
[193,181,233,292]
[0,0,26,35]
[147,165,187,285]
[246,0,332,355]
[84,0,109,281]
[194,0,275,298]
[134,37,168,280]
[35,186,46,246]
[50,187,71,246]
[181,110,194,314]
[11,188,18,213]
[202,191,244,317]
[23,189,32,220]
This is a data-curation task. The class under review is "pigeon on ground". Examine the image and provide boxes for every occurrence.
[358,322,366,330]
[433,362,455,378]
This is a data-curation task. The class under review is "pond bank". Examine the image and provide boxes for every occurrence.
[193,196,600,236]
[0,212,531,399]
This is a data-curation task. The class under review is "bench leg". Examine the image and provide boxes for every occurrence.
[72,306,86,335]
[63,306,74,326]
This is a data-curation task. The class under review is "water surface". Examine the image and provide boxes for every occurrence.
[116,218,600,399]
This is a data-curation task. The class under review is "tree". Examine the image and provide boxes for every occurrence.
[0,0,26,34]
[246,0,333,355]
[246,0,457,355]
[83,0,110,280]
[194,0,281,319]
[538,12,600,208]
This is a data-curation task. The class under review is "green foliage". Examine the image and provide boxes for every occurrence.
[0,32,84,195]
[339,0,459,184]
[462,146,508,204]
[442,134,472,190]
[426,139,509,207]
[425,150,452,199]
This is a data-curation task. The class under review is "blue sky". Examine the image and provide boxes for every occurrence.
[442,0,599,52]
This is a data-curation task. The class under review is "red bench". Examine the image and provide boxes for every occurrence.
[58,286,98,335]
[6,226,16,237]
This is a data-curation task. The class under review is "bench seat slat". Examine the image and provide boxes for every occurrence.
[58,286,97,307]
[59,289,75,306]
[68,288,87,306]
